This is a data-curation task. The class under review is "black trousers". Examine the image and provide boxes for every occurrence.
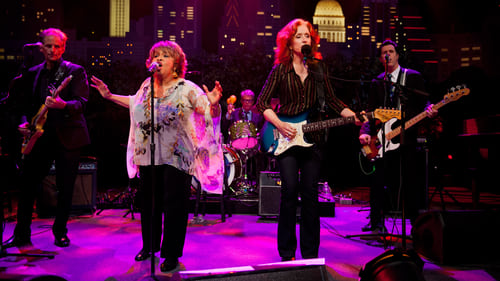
[15,130,82,238]
[276,145,321,259]
[368,146,426,227]
[138,164,191,259]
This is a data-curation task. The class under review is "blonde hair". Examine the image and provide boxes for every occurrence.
[40,28,68,47]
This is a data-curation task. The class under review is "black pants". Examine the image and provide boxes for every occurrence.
[369,147,426,227]
[276,146,321,259]
[15,130,82,238]
[138,164,191,259]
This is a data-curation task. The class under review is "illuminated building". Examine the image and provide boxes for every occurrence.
[313,0,346,43]
[110,0,130,37]
[153,0,202,55]
[219,0,282,57]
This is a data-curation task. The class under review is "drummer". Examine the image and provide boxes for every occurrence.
[225,89,264,131]
[223,89,266,181]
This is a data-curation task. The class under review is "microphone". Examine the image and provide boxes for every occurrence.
[301,45,312,58]
[23,42,42,48]
[384,54,389,63]
[301,45,312,66]
[148,62,160,73]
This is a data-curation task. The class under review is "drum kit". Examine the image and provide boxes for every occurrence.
[224,120,261,197]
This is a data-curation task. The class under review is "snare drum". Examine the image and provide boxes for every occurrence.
[229,120,258,150]
[223,145,242,187]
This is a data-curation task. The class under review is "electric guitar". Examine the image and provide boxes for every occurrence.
[361,85,470,161]
[21,75,73,155]
[261,108,400,156]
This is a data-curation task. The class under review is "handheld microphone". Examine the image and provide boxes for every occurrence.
[148,62,160,73]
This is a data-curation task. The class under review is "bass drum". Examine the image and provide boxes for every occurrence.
[223,145,242,188]
[229,120,259,150]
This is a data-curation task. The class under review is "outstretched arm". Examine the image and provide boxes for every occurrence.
[202,80,223,117]
[90,75,131,108]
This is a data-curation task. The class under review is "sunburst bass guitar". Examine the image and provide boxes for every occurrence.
[21,75,73,155]
[361,85,470,161]
[261,108,401,156]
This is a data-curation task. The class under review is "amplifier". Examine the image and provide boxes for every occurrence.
[258,171,300,217]
[258,171,335,217]
[37,158,97,217]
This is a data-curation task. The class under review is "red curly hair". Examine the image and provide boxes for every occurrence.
[274,18,322,65]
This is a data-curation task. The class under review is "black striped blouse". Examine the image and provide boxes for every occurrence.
[256,62,347,117]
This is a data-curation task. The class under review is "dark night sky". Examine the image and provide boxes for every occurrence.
[61,0,497,44]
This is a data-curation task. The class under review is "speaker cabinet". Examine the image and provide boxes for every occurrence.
[257,172,335,217]
[37,160,97,217]
[412,210,500,264]
[258,171,300,217]
[181,263,329,281]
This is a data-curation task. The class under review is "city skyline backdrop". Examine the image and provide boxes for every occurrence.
[1,0,499,108]
[0,0,500,83]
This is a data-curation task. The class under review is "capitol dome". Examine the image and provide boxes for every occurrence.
[314,0,344,17]
[313,0,346,43]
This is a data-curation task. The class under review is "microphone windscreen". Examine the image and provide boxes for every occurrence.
[301,45,312,57]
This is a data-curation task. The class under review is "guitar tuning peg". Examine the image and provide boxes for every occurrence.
[456,85,462,90]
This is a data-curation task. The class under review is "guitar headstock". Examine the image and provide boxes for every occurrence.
[373,108,401,122]
[51,75,73,97]
[443,84,470,103]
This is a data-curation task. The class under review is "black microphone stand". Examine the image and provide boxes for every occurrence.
[396,84,408,250]
[345,58,394,247]
[141,71,158,280]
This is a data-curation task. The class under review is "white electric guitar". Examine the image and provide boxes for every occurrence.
[361,85,470,161]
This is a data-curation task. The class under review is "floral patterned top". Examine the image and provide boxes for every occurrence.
[126,77,224,194]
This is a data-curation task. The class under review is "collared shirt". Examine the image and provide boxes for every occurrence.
[242,110,252,121]
[388,65,401,83]
[257,62,346,116]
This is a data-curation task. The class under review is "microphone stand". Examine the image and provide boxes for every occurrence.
[345,60,394,247]
[396,84,408,250]
[142,72,158,280]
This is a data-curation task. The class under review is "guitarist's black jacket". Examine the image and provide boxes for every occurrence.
[9,59,90,150]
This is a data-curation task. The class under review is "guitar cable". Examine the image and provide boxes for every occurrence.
[358,152,375,176]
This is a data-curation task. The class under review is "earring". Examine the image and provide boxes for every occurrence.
[172,70,178,79]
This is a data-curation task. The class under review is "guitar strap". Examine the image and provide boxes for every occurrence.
[395,68,407,109]
[52,61,70,89]
[312,62,326,113]
[310,62,328,143]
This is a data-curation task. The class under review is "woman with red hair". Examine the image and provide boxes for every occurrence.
[257,19,361,261]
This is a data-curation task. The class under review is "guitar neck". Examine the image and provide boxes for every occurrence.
[302,116,356,133]
[386,101,446,140]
